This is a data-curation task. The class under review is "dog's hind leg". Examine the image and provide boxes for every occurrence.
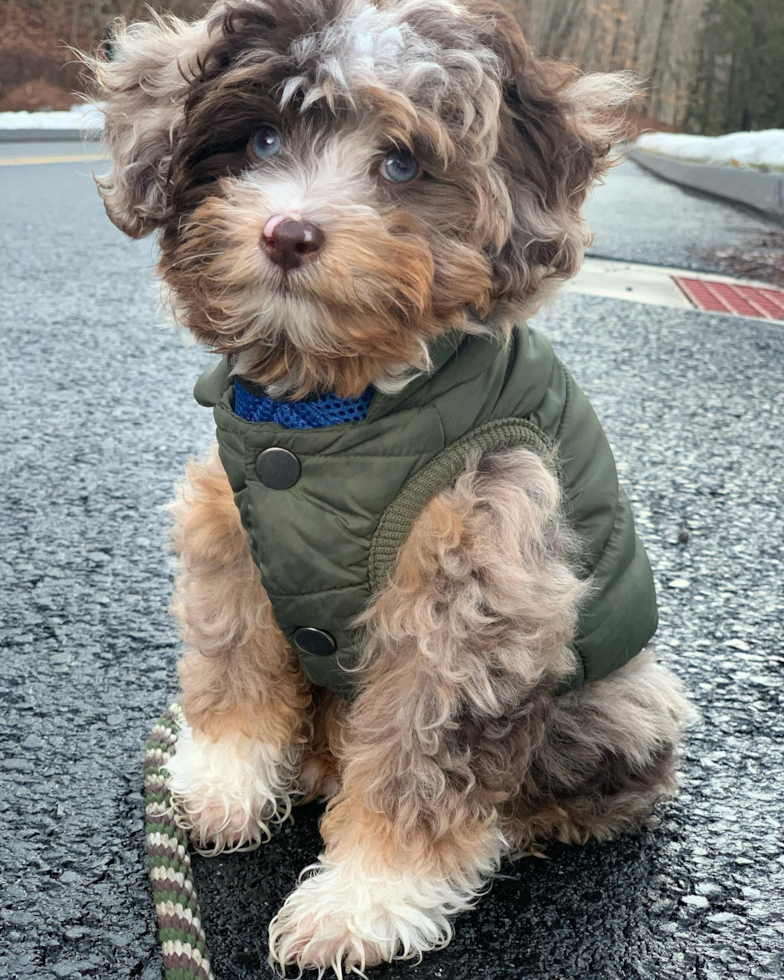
[501,650,694,853]
[165,445,311,853]
[269,447,590,975]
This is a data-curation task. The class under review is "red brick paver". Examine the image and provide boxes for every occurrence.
[674,277,784,321]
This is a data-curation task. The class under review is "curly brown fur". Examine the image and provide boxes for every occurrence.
[502,651,689,853]
[297,690,347,803]
[346,448,588,841]
[168,447,310,739]
[87,3,689,974]
[165,447,313,851]
[268,449,690,973]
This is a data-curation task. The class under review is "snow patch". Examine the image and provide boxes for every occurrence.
[636,130,784,169]
[0,105,104,131]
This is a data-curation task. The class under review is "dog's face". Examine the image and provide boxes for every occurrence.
[93,0,632,396]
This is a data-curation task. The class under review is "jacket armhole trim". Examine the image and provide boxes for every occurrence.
[368,417,552,596]
[555,362,572,442]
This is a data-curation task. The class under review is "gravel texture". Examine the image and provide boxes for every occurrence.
[585,158,781,273]
[694,232,784,287]
[1,151,783,980]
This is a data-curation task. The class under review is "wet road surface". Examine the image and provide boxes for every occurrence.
[1,145,783,980]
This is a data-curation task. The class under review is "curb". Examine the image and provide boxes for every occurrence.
[569,256,784,320]
[629,148,784,222]
[0,129,100,142]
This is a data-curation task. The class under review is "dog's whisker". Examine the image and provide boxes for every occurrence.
[168,251,225,268]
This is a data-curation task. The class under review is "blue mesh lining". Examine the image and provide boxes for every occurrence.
[233,379,374,429]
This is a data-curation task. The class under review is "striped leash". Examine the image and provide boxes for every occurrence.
[144,704,214,980]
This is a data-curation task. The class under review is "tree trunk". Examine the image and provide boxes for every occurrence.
[70,0,82,46]
[609,0,627,70]
[545,0,585,59]
[649,0,677,118]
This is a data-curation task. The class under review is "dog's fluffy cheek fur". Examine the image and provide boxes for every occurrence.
[159,172,492,396]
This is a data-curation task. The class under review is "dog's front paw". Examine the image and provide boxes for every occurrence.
[166,722,295,854]
[268,855,462,976]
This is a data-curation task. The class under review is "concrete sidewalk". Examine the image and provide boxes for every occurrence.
[569,257,784,322]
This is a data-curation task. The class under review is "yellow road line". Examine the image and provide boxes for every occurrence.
[0,153,106,167]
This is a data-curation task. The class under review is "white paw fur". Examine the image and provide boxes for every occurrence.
[268,845,499,977]
[166,721,297,855]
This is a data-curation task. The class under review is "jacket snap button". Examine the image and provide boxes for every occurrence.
[255,447,300,489]
[293,628,337,657]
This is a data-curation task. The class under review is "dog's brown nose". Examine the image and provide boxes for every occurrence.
[262,217,324,271]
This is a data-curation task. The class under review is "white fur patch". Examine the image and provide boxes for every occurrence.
[288,3,405,81]
[344,4,405,67]
[283,0,456,108]
[167,722,298,855]
[268,841,500,976]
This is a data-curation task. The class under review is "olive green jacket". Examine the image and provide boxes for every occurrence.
[195,325,658,698]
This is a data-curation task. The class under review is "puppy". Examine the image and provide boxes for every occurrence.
[91,1,692,975]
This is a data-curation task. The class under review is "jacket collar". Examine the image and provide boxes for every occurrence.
[195,327,514,423]
[366,328,512,422]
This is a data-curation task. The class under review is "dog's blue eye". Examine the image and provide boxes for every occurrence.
[380,147,418,183]
[250,126,281,161]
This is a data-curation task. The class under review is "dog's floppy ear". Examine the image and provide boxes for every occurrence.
[89,12,217,238]
[471,5,636,302]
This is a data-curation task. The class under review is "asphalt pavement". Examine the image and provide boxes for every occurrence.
[1,144,783,980]
[585,158,780,272]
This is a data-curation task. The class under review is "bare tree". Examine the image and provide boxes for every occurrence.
[648,0,678,117]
